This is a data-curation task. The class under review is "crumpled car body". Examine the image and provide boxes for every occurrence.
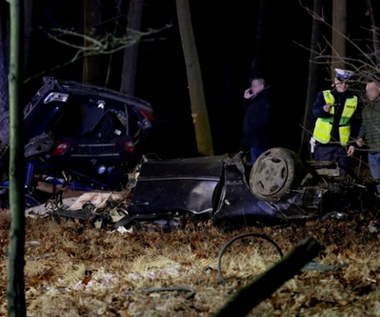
[126,149,377,227]
[0,76,154,204]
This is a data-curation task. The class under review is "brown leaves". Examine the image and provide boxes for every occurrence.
[0,208,379,316]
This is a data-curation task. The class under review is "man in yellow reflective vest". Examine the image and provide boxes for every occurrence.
[311,68,361,176]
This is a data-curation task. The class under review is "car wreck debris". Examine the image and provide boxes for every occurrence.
[213,237,325,317]
[0,76,155,207]
[125,148,378,228]
[22,145,380,230]
[1,76,376,229]
[216,232,284,284]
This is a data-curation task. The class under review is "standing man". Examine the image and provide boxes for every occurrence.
[242,77,273,165]
[356,80,380,196]
[311,68,361,176]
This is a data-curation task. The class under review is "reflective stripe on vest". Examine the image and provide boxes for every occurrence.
[313,90,358,145]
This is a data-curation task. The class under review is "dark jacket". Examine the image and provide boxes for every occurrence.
[358,98,380,151]
[242,87,273,148]
[312,88,361,144]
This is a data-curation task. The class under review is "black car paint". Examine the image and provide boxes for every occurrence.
[126,152,376,227]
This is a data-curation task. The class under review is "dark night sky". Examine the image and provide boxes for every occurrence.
[25,0,376,159]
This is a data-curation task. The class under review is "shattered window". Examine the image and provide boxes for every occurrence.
[50,95,128,138]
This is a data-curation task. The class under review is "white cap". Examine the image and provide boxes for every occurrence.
[335,68,354,81]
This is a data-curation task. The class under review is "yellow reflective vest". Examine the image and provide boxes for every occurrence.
[313,90,358,145]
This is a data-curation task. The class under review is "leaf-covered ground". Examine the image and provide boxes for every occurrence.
[1,204,380,317]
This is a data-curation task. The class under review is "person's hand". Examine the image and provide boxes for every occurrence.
[244,88,254,99]
[356,138,365,147]
[323,104,333,112]
[347,145,355,157]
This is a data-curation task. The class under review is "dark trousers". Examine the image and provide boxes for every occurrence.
[314,144,351,176]
[368,152,380,196]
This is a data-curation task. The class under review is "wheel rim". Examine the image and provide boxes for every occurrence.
[250,155,289,197]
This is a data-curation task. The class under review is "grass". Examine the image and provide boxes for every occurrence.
[1,204,380,316]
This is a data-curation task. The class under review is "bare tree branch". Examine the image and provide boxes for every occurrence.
[297,0,380,84]
[25,24,172,83]
[365,0,380,64]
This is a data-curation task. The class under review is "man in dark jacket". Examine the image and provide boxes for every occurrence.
[311,68,361,176]
[356,80,380,196]
[242,77,273,164]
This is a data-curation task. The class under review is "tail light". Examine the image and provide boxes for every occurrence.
[141,109,154,121]
[51,142,70,156]
[124,141,136,153]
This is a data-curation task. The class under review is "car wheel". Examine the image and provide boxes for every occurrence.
[249,147,304,202]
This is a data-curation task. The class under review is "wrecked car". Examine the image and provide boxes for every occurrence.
[29,147,379,229]
[122,147,378,228]
[0,76,154,206]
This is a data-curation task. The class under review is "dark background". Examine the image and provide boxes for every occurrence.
[24,0,376,159]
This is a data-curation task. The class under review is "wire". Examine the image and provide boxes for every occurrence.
[125,286,196,299]
[217,232,283,284]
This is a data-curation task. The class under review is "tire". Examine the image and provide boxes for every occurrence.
[249,147,304,202]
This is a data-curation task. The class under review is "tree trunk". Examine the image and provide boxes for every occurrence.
[0,1,9,116]
[365,0,380,65]
[7,0,26,316]
[299,0,323,157]
[120,0,144,95]
[83,0,105,85]
[331,0,347,73]
[250,0,268,78]
[175,0,214,156]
